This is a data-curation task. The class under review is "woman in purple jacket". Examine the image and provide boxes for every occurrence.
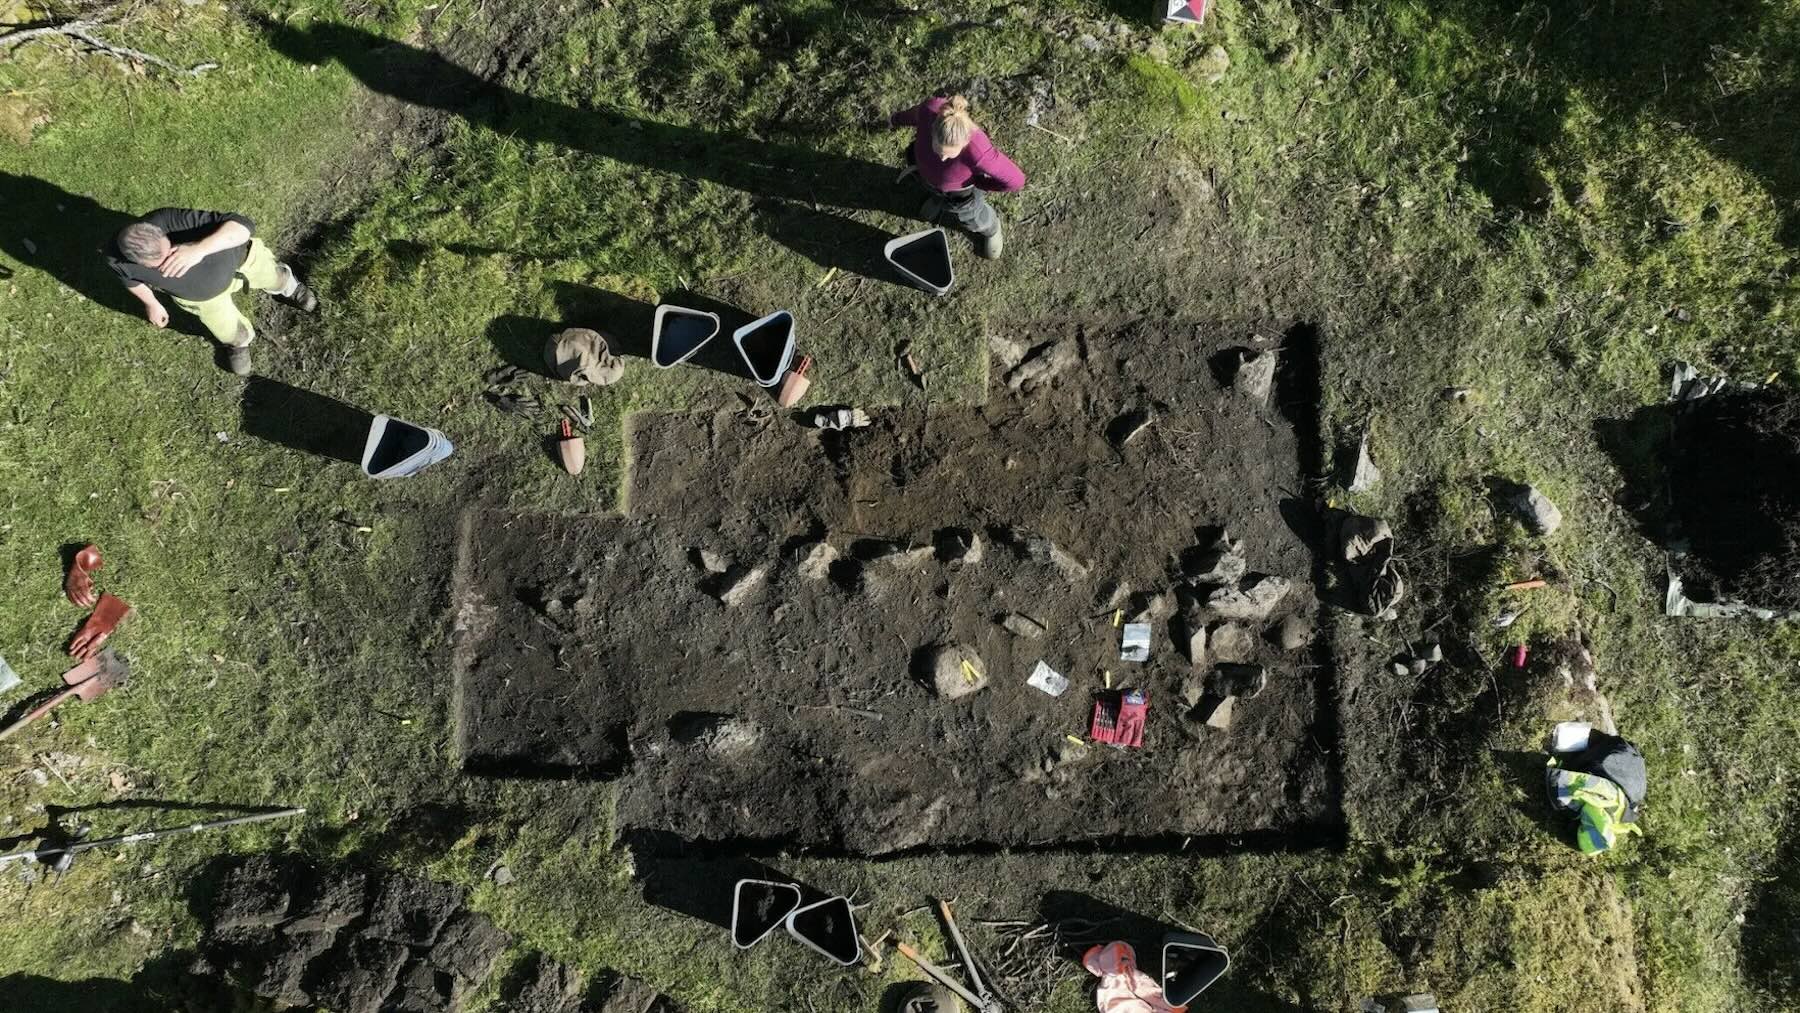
[889,95,1026,259]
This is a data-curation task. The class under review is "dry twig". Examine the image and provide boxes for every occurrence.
[0,5,217,78]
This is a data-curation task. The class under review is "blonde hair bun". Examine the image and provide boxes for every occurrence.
[932,94,975,150]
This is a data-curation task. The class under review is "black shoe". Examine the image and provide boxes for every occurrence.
[277,264,320,313]
[224,344,252,376]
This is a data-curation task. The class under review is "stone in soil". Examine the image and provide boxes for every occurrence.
[1274,614,1313,651]
[926,644,987,699]
[714,564,767,606]
[1196,43,1231,83]
[935,527,983,565]
[1511,483,1563,535]
[1207,622,1256,663]
[1182,531,1247,584]
[1005,339,1078,393]
[1209,663,1268,699]
[1205,575,1291,621]
[877,543,937,570]
[1000,612,1048,638]
[1229,349,1276,402]
[1011,529,1090,581]
[988,333,1029,372]
[1179,616,1208,665]
[1201,695,1235,730]
[792,541,837,580]
[694,548,730,573]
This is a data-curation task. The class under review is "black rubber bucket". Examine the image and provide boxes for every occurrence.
[785,895,861,966]
[883,227,954,295]
[652,304,722,368]
[731,879,802,949]
[732,310,797,387]
[1161,930,1230,1005]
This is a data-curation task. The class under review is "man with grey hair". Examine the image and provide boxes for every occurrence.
[108,207,318,375]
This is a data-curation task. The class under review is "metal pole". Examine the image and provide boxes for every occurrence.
[0,807,305,868]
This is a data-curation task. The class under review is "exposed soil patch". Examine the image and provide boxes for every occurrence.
[455,319,1340,854]
[1668,387,1800,608]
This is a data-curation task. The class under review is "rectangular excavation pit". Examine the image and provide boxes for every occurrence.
[454,319,1342,854]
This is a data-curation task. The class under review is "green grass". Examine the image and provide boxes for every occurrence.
[3,0,1799,1010]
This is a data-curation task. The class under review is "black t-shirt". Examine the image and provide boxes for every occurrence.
[108,207,256,302]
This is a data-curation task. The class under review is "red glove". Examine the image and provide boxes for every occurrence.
[1090,690,1148,748]
[64,543,103,607]
[69,593,131,659]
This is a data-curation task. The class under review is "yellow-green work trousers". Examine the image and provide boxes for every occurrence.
[170,239,286,347]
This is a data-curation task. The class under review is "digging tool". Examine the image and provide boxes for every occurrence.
[555,418,586,476]
[777,354,813,408]
[64,543,103,607]
[896,899,1003,1013]
[0,806,305,872]
[0,650,128,743]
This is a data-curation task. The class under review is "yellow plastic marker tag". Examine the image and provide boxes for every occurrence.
[1112,609,1123,628]
[1104,669,1113,689]
[1065,735,1085,746]
[960,660,981,684]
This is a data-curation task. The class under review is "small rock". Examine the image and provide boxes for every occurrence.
[1005,340,1078,393]
[1196,43,1231,83]
[488,865,514,887]
[696,548,730,573]
[1408,658,1429,676]
[717,565,767,606]
[1099,581,1133,609]
[20,237,36,256]
[1274,615,1313,651]
[1202,695,1235,730]
[1390,661,1410,677]
[1270,41,1299,67]
[1208,622,1256,663]
[1076,33,1102,52]
[1001,613,1048,638]
[1183,531,1247,584]
[1014,529,1090,581]
[705,718,762,757]
[1179,673,1207,709]
[878,544,937,570]
[1230,349,1276,401]
[1129,591,1174,624]
[1050,738,1088,766]
[988,334,1029,371]
[1206,575,1292,621]
[1180,617,1208,666]
[1209,664,1268,699]
[1511,484,1563,535]
[927,645,987,700]
[935,527,983,565]
[1424,643,1444,663]
[794,542,838,580]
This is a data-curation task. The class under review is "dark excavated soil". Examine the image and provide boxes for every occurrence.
[454,319,1339,854]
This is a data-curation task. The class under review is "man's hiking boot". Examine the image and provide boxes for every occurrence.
[222,324,253,375]
[977,227,1004,260]
[277,264,320,313]
[224,344,253,376]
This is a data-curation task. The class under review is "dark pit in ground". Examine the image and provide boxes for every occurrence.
[455,319,1340,854]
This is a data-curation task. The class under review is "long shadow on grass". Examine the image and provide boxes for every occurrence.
[0,953,238,1013]
[259,18,925,276]
[0,173,206,337]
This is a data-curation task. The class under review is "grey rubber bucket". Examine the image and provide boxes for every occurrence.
[733,310,797,387]
[883,227,955,295]
[731,879,802,949]
[360,414,454,479]
[651,304,722,368]
[784,895,861,966]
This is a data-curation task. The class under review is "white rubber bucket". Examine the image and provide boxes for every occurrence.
[360,415,454,479]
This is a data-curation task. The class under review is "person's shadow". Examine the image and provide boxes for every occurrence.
[258,17,925,275]
[0,173,206,336]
